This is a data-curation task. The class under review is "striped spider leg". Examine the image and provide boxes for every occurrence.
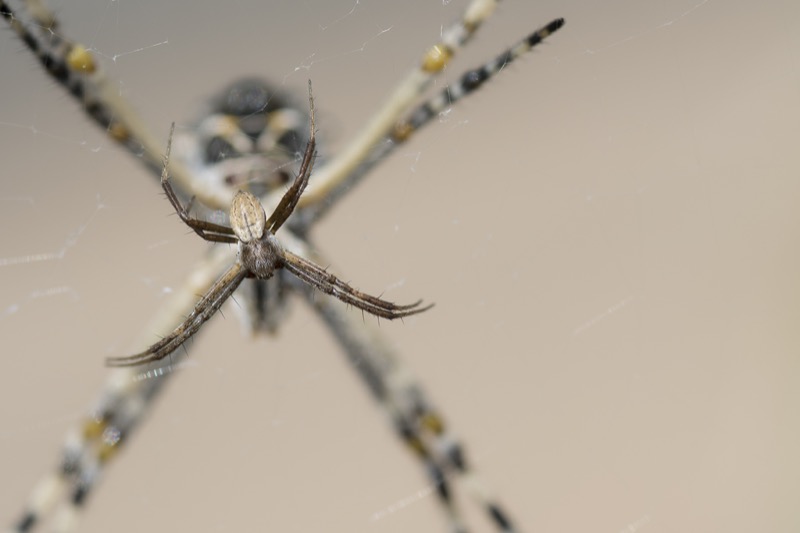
[0,1,230,209]
[3,1,565,532]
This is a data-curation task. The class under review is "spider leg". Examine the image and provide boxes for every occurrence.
[392,18,565,143]
[10,246,237,533]
[278,0,564,222]
[265,80,317,234]
[300,19,566,227]
[303,278,518,533]
[0,0,232,209]
[158,124,239,244]
[107,262,247,366]
[281,250,432,320]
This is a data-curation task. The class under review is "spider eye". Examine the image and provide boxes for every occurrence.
[275,170,292,185]
[276,129,305,156]
[204,135,239,163]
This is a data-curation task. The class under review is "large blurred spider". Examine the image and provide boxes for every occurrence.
[2,1,563,531]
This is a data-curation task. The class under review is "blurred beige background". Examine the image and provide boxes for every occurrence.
[1,0,798,531]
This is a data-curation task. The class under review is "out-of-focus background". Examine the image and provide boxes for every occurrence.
[1,1,798,531]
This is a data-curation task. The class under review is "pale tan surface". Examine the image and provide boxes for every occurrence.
[1,1,799,532]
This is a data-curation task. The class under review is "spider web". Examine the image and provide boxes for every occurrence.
[1,0,799,532]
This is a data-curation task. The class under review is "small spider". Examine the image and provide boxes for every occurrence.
[107,83,431,367]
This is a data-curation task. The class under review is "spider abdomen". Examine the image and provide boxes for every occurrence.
[230,190,267,243]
